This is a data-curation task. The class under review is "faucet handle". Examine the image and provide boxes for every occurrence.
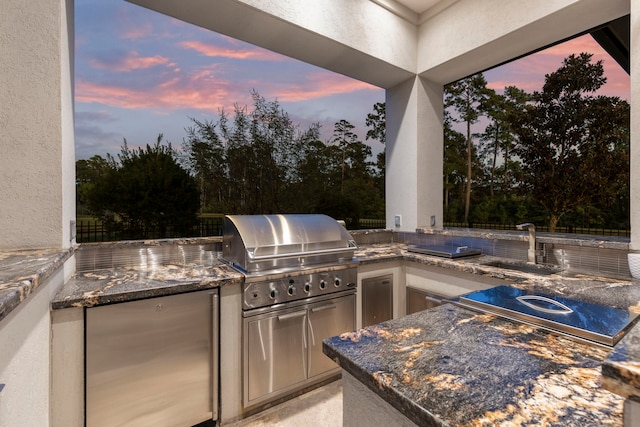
[516,223,535,230]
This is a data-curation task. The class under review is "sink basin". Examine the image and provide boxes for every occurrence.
[482,260,561,276]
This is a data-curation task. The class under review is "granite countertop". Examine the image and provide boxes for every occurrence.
[2,240,640,414]
[602,315,640,402]
[0,247,74,322]
[41,242,640,313]
[356,243,640,312]
[324,303,624,426]
[52,262,243,309]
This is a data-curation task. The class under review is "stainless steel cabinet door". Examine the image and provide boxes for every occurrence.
[406,287,445,315]
[307,294,355,378]
[86,291,215,427]
[362,274,393,327]
[245,307,307,403]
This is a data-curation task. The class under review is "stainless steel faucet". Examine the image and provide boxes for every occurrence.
[516,223,537,264]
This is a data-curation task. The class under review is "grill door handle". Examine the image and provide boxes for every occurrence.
[311,302,336,313]
[247,241,357,261]
[277,310,307,321]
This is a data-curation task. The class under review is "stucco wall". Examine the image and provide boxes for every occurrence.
[386,76,443,231]
[127,0,416,88]
[237,0,417,72]
[0,260,74,427]
[631,1,640,251]
[0,0,75,250]
[418,0,629,84]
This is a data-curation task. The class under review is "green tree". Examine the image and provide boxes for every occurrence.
[330,119,358,194]
[365,102,386,144]
[443,111,466,220]
[366,102,386,200]
[445,74,492,223]
[182,118,228,213]
[76,155,111,216]
[284,128,327,213]
[480,86,531,198]
[184,92,310,215]
[511,53,629,231]
[87,135,200,239]
[181,91,385,224]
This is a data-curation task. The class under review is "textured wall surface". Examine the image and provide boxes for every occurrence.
[0,0,75,250]
[0,263,73,427]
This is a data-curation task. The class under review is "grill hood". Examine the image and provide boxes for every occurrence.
[222,214,357,276]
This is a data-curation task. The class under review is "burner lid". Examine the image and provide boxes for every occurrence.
[459,286,639,347]
[407,244,481,258]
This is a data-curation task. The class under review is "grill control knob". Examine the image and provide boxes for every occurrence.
[319,280,327,290]
[269,289,279,300]
[304,282,312,293]
[334,278,341,287]
[287,285,296,296]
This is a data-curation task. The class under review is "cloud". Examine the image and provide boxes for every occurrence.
[179,40,285,61]
[542,36,602,58]
[75,110,118,124]
[263,72,379,102]
[76,68,234,112]
[121,23,154,40]
[484,34,629,99]
[76,59,379,117]
[74,111,123,159]
[90,51,171,72]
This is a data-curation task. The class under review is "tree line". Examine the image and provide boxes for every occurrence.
[180,91,385,228]
[76,92,385,237]
[76,51,629,239]
[445,52,629,232]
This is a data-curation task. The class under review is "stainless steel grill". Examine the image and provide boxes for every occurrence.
[222,214,358,409]
[223,214,358,310]
[223,213,357,278]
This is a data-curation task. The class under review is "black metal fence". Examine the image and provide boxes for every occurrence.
[355,218,386,230]
[444,222,630,237]
[76,216,387,243]
[76,216,226,243]
[76,217,628,243]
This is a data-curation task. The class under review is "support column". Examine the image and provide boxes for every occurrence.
[385,76,443,231]
[0,0,76,250]
[631,5,640,251]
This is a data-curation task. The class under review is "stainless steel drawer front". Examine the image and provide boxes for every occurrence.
[86,290,216,427]
[242,292,355,407]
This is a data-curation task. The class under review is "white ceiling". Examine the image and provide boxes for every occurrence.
[395,0,444,14]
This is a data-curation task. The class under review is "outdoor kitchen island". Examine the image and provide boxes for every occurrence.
[324,303,623,426]
[6,236,640,426]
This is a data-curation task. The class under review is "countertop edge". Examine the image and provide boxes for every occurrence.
[323,338,442,426]
[602,320,640,400]
[50,275,243,310]
[0,247,75,322]
[324,303,625,426]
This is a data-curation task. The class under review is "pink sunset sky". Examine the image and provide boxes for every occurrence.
[74,1,629,160]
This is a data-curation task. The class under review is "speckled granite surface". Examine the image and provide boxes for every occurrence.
[3,239,640,413]
[324,304,624,426]
[356,244,640,312]
[602,321,640,401]
[52,262,242,309]
[0,247,74,322]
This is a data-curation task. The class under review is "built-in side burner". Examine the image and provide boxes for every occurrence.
[459,286,639,347]
[407,244,481,259]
